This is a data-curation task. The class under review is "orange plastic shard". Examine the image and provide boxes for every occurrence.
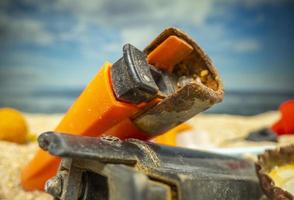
[154,123,192,146]
[147,35,193,72]
[272,100,294,136]
[21,63,139,190]
[54,63,139,136]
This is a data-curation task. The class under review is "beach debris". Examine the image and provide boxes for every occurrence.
[256,145,294,199]
[272,100,294,136]
[40,132,261,200]
[26,132,38,142]
[21,27,224,191]
[221,128,278,145]
[153,123,192,146]
[0,108,28,144]
[246,128,277,142]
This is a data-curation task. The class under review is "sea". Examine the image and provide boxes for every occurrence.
[1,88,294,115]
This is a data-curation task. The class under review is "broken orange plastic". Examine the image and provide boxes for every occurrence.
[147,35,193,72]
[21,36,193,191]
[21,63,141,190]
[154,123,192,146]
[272,100,294,136]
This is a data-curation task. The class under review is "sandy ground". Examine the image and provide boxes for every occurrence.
[187,111,294,148]
[0,112,293,199]
[0,114,62,200]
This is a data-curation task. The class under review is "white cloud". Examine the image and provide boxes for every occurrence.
[0,0,266,53]
[36,0,216,52]
[240,0,290,7]
[120,26,161,49]
[1,0,289,47]
[0,14,54,46]
[218,0,290,7]
[233,39,261,53]
[47,0,265,57]
[54,0,213,26]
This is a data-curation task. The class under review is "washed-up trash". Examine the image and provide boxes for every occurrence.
[256,145,294,199]
[246,128,278,142]
[272,100,294,136]
[153,123,192,146]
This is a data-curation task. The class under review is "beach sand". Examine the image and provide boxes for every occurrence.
[0,111,293,199]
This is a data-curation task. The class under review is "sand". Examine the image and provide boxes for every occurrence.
[187,111,294,148]
[0,111,293,199]
[0,114,62,200]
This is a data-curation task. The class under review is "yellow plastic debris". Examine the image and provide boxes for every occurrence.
[26,132,37,142]
[0,108,28,144]
[268,164,294,195]
[200,70,209,77]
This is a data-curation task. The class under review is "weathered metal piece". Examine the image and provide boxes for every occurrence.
[134,27,224,134]
[111,27,223,135]
[40,132,260,200]
[256,145,294,200]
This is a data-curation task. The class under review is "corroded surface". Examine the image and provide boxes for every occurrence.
[256,145,294,200]
[134,27,224,135]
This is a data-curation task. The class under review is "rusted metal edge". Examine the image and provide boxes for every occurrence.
[144,27,224,97]
[256,145,294,200]
[134,27,224,135]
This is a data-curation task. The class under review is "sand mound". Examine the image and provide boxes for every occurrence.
[0,111,293,199]
[0,141,51,199]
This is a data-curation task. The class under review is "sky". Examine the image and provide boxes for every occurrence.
[0,0,293,113]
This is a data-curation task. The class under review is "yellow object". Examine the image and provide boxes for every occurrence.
[26,132,37,142]
[268,163,294,195]
[200,70,209,77]
[154,123,192,146]
[0,108,28,144]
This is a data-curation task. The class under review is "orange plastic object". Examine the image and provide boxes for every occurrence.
[106,118,149,140]
[21,63,140,190]
[147,35,193,72]
[154,123,192,146]
[104,36,194,141]
[272,100,294,136]
[21,35,194,191]
[54,63,139,136]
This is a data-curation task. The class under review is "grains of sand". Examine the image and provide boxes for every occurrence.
[0,112,293,199]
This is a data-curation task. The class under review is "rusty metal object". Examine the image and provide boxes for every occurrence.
[40,132,260,200]
[133,27,224,134]
[256,145,294,200]
[110,27,224,135]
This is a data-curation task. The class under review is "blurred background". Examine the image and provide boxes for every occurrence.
[0,0,293,115]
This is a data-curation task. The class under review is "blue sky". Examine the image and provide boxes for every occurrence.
[0,0,293,98]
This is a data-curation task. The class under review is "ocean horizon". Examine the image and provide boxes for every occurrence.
[1,88,293,115]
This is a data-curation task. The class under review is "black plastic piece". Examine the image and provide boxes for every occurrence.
[149,65,175,97]
[110,44,159,104]
[245,128,277,142]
